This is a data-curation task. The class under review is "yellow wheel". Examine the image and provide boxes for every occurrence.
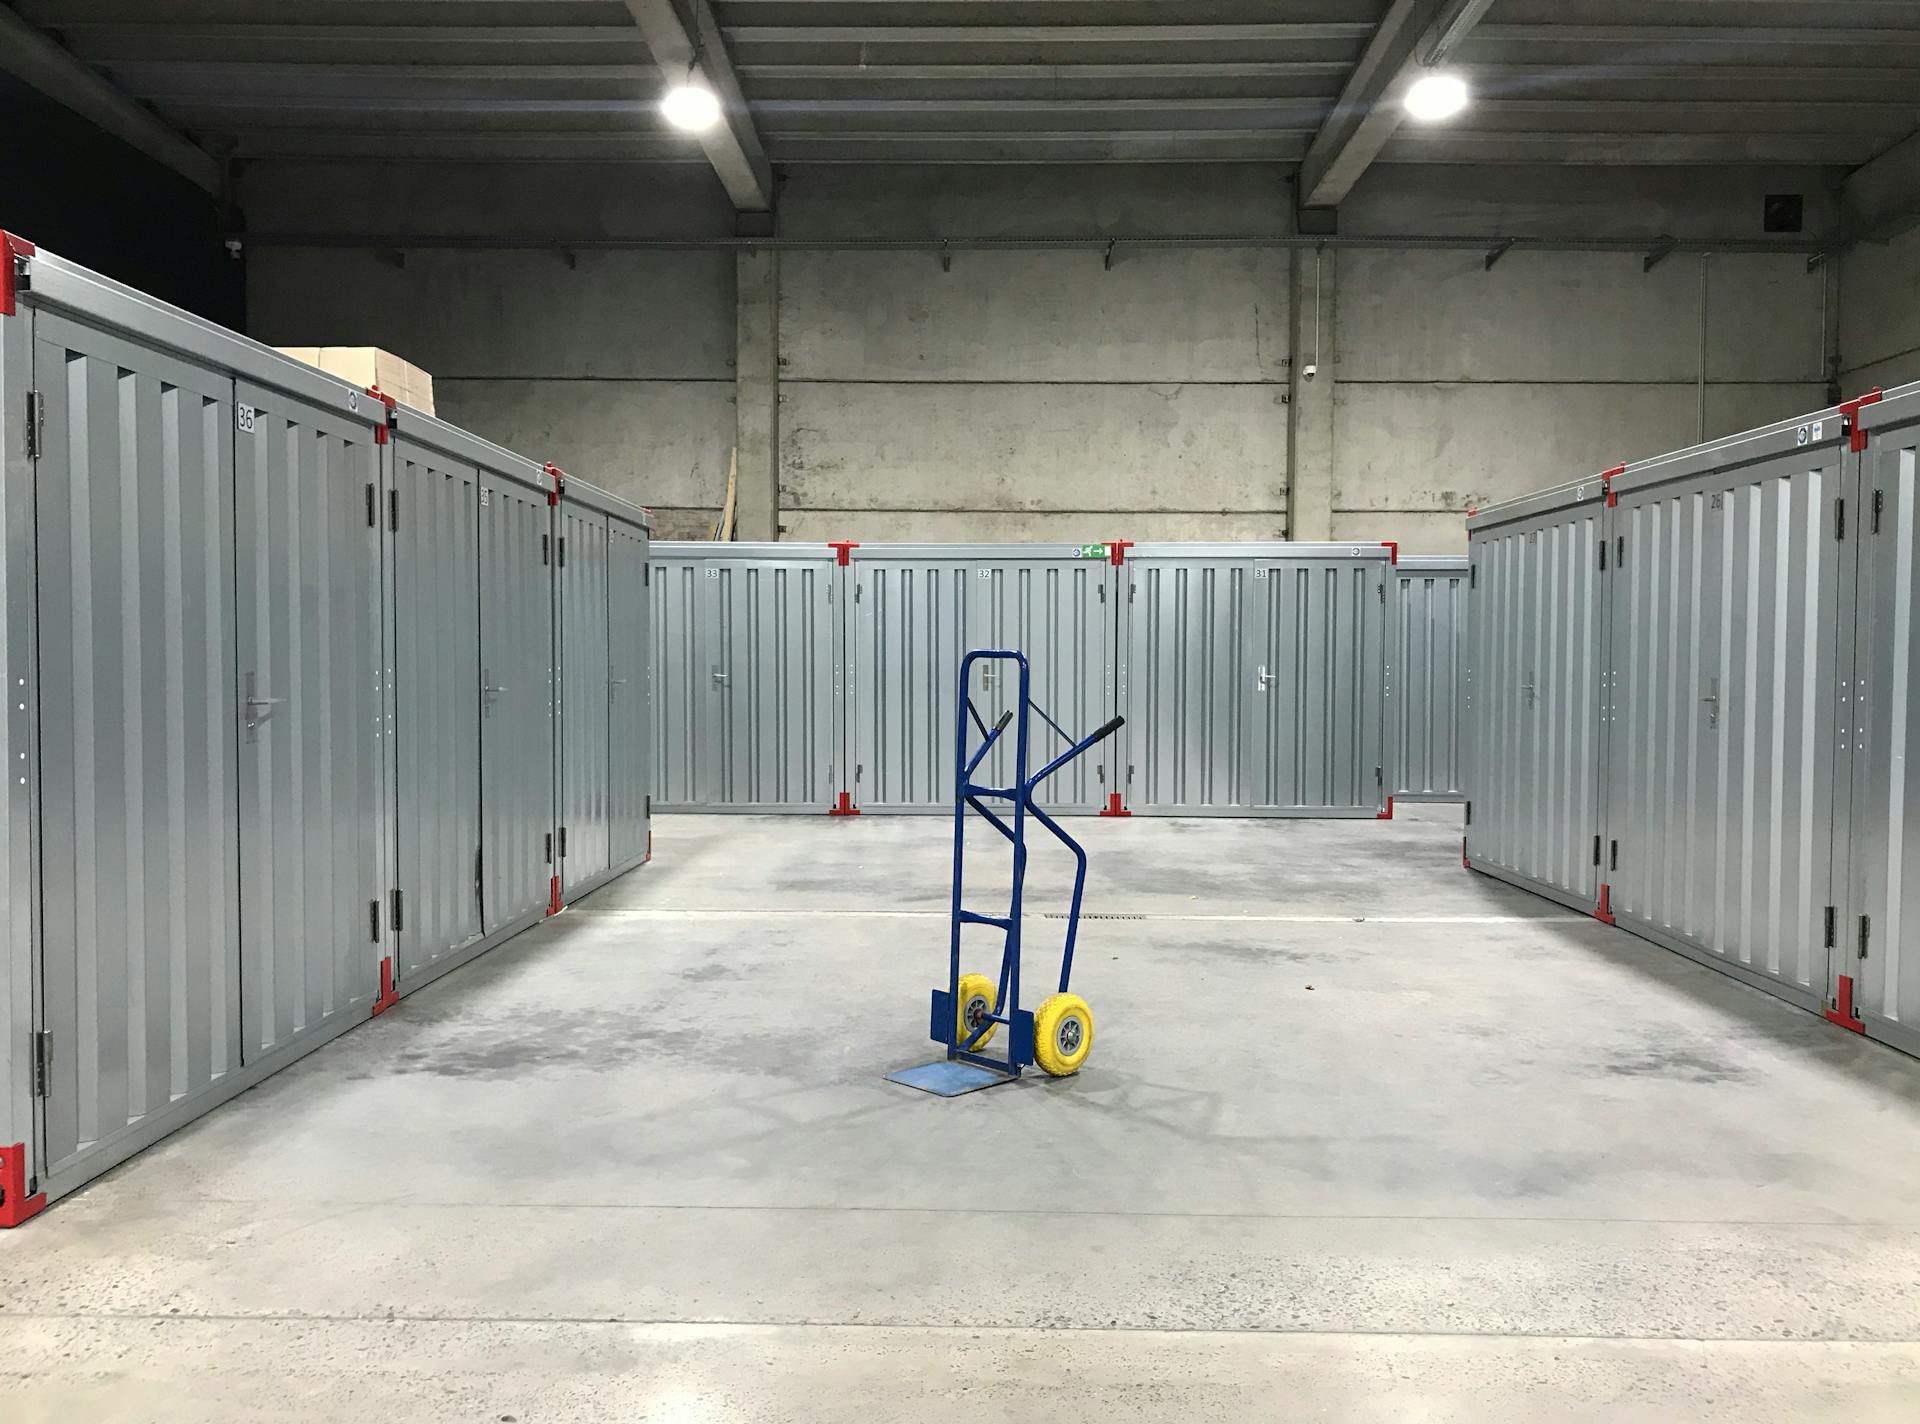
[1033,992,1094,1077]
[955,973,999,1051]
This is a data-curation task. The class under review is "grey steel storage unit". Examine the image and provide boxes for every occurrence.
[557,477,652,901]
[1603,408,1852,1012]
[1465,480,1609,914]
[387,408,558,990]
[2,237,392,1218]
[1117,543,1390,817]
[0,236,654,1224]
[651,542,842,812]
[845,544,1118,815]
[1387,556,1468,804]
[1847,383,1920,1056]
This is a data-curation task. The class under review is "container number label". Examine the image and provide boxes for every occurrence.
[235,404,256,433]
[704,568,721,580]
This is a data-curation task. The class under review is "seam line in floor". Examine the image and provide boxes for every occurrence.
[568,910,1593,924]
[4,1312,1916,1346]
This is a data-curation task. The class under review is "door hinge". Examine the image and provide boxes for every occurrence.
[558,536,567,568]
[644,563,650,586]
[1469,564,1477,589]
[559,827,568,857]
[827,583,835,603]
[1823,905,1837,949]
[1374,764,1383,786]
[854,583,863,602]
[1464,799,1472,826]
[1098,583,1106,603]
[23,390,44,459]
[645,794,651,818]
[1615,535,1625,569]
[370,898,381,943]
[1859,913,1872,961]
[474,845,484,901]
[31,1030,50,1099]
[544,831,553,864]
[1378,582,1386,604]
[541,533,550,566]
[1598,539,1608,572]
[390,888,404,933]
[1608,839,1619,871]
[389,488,399,533]
[1592,834,1602,867]
[366,483,377,528]
[1835,496,1846,542]
[1872,489,1884,534]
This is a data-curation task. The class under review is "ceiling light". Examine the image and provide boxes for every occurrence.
[661,81,721,133]
[1404,72,1470,123]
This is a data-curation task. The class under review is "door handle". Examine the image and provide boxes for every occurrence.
[242,671,284,739]
[482,669,507,716]
[1520,679,1536,709]
[1255,664,1276,692]
[1700,676,1720,729]
[710,668,729,687]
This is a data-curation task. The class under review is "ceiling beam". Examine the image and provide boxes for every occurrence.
[1844,128,1920,241]
[1298,0,1496,210]
[0,5,221,194]
[623,0,773,211]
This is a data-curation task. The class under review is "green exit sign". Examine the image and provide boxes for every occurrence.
[1076,543,1110,559]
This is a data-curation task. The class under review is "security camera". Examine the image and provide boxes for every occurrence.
[1302,363,1318,381]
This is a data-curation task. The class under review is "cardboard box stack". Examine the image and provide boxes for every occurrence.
[276,347,435,415]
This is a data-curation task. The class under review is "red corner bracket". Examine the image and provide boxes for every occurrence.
[1826,975,1867,1034]
[828,541,860,567]
[1595,883,1617,925]
[547,873,565,916]
[1099,793,1132,817]
[0,231,35,318]
[1379,541,1399,565]
[1108,539,1135,567]
[1600,464,1626,507]
[366,385,398,444]
[1376,796,1394,820]
[1461,836,1471,870]
[0,1141,46,1228]
[830,791,861,816]
[543,462,568,507]
[372,956,400,1016]
[1839,388,1884,454]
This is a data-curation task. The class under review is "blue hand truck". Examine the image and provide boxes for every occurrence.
[886,649,1126,1097]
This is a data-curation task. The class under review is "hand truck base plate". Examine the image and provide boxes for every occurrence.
[885,1060,1016,1097]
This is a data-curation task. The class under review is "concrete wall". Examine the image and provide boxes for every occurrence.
[1841,223,1920,392]
[240,161,1844,554]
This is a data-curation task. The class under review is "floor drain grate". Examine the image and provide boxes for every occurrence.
[1043,912,1145,921]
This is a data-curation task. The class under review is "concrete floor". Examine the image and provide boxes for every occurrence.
[6,806,1920,1421]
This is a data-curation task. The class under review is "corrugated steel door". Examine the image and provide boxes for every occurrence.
[1607,449,1845,1007]
[1120,551,1256,812]
[650,546,840,812]
[478,469,555,933]
[848,553,979,812]
[234,376,384,1062]
[1388,561,1468,802]
[32,313,243,1183]
[1466,502,1606,909]
[969,554,1115,814]
[1247,554,1386,815]
[1119,546,1385,816]
[558,506,611,893]
[393,440,483,984]
[607,520,650,866]
[650,551,707,806]
[1847,395,1920,1051]
[848,547,1114,814]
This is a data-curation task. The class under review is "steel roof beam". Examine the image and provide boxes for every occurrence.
[1845,127,1920,240]
[0,5,221,194]
[624,0,774,211]
[1298,0,1495,210]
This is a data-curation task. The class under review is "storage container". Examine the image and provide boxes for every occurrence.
[0,234,651,1225]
